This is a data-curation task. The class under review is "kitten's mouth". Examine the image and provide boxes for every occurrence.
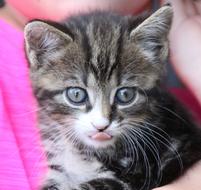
[90,132,112,141]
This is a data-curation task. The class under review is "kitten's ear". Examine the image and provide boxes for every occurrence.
[24,21,73,69]
[130,6,173,62]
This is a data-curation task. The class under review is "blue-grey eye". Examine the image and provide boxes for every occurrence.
[65,87,88,105]
[115,87,136,105]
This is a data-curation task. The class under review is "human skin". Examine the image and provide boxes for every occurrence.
[168,0,201,105]
[0,0,149,29]
[153,161,201,190]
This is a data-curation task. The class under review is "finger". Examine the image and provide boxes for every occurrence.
[162,0,187,19]
[162,0,199,23]
[194,0,201,15]
[184,0,200,16]
[161,0,200,36]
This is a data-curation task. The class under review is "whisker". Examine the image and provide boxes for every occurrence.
[122,120,183,171]
[140,126,183,172]
[12,105,48,117]
[156,105,188,124]
[120,132,138,173]
[133,128,162,186]
[123,129,151,190]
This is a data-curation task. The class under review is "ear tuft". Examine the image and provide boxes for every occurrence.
[24,21,73,69]
[24,21,73,50]
[130,6,173,62]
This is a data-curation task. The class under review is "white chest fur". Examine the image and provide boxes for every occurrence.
[47,141,114,188]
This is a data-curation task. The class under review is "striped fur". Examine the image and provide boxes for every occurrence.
[24,6,201,190]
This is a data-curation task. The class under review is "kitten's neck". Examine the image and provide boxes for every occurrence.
[70,139,117,161]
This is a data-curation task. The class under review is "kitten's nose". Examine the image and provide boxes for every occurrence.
[91,117,110,131]
[93,125,109,132]
[91,118,110,131]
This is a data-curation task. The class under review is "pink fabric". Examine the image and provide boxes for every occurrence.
[170,88,201,124]
[0,20,46,190]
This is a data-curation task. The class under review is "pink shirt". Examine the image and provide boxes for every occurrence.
[0,19,46,190]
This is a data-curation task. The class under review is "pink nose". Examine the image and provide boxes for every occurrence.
[92,124,109,131]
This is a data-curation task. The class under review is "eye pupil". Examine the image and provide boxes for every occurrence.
[75,91,79,98]
[123,91,128,98]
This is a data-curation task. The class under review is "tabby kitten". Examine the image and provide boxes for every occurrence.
[24,6,201,190]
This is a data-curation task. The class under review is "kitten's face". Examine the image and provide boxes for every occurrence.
[60,74,147,148]
[24,6,172,149]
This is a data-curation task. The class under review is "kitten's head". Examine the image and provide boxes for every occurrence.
[24,6,172,150]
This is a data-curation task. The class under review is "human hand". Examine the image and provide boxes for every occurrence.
[166,0,201,104]
[153,160,201,190]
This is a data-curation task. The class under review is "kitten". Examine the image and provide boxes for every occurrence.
[24,6,201,190]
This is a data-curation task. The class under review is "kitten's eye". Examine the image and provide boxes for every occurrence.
[65,87,88,105]
[115,87,136,105]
